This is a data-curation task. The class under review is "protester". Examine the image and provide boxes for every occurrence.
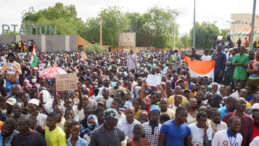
[222,98,254,146]
[212,116,243,146]
[0,43,255,146]
[67,121,88,146]
[12,115,47,146]
[159,107,191,146]
[117,106,140,139]
[189,111,212,146]
[90,109,126,146]
[45,112,66,146]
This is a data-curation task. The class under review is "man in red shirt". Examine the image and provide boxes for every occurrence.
[251,103,259,139]
[222,98,254,146]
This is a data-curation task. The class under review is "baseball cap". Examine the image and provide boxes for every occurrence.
[150,105,160,113]
[6,98,17,106]
[28,99,39,106]
[252,103,259,110]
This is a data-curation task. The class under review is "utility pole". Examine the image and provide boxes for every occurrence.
[173,12,180,50]
[100,16,102,46]
[193,0,196,48]
[117,20,119,52]
[250,0,257,51]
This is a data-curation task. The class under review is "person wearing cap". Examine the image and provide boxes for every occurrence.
[27,98,47,131]
[6,97,17,118]
[212,45,227,83]
[2,53,22,93]
[159,106,192,146]
[90,108,126,146]
[142,105,161,146]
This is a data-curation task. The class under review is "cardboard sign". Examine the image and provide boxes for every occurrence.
[146,74,161,87]
[56,73,77,91]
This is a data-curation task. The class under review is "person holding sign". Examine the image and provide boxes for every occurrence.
[2,53,22,93]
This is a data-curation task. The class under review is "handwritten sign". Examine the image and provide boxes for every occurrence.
[56,73,77,91]
[7,63,15,74]
[146,74,161,87]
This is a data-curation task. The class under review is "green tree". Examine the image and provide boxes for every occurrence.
[84,6,129,47]
[21,3,85,36]
[219,29,229,41]
[190,22,219,49]
[142,6,177,48]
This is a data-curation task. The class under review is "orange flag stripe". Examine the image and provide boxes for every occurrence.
[184,56,216,75]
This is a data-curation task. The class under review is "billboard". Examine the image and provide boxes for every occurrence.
[119,32,136,47]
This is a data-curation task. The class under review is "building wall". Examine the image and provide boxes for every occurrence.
[0,35,79,52]
[230,13,259,46]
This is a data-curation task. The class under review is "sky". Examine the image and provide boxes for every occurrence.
[0,0,258,35]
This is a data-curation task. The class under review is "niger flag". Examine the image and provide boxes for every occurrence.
[184,56,216,79]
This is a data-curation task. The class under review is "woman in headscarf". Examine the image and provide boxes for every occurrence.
[80,114,99,144]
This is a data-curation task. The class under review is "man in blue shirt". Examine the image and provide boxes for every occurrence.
[212,45,226,83]
[159,106,192,146]
[218,96,236,120]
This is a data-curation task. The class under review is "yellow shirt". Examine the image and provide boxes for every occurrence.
[45,126,66,146]
[168,95,188,106]
[134,109,141,119]
[246,101,251,108]
[161,108,175,119]
[190,91,197,98]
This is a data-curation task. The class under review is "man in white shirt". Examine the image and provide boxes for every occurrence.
[27,99,47,131]
[117,106,140,139]
[212,116,243,146]
[201,50,211,61]
[189,111,213,146]
[208,108,228,135]
[250,136,259,146]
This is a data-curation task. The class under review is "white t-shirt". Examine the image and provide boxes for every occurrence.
[212,130,243,146]
[250,136,259,146]
[189,123,213,146]
[201,55,211,61]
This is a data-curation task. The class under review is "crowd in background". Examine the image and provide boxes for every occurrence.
[0,43,257,146]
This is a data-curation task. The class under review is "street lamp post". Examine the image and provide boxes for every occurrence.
[173,12,180,50]
[250,0,257,51]
[117,21,119,53]
[193,0,196,48]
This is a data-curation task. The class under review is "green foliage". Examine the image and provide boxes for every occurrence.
[190,22,219,49]
[22,3,85,36]
[84,6,130,47]
[81,44,104,54]
[219,29,230,41]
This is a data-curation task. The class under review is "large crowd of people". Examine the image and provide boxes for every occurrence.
[0,44,258,146]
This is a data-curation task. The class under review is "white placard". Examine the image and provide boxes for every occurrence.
[7,63,15,74]
[39,63,45,71]
[146,74,161,87]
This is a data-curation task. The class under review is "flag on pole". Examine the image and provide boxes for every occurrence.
[30,44,38,68]
[184,56,216,79]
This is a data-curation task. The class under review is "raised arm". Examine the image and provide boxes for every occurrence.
[77,84,83,110]
[139,82,147,105]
